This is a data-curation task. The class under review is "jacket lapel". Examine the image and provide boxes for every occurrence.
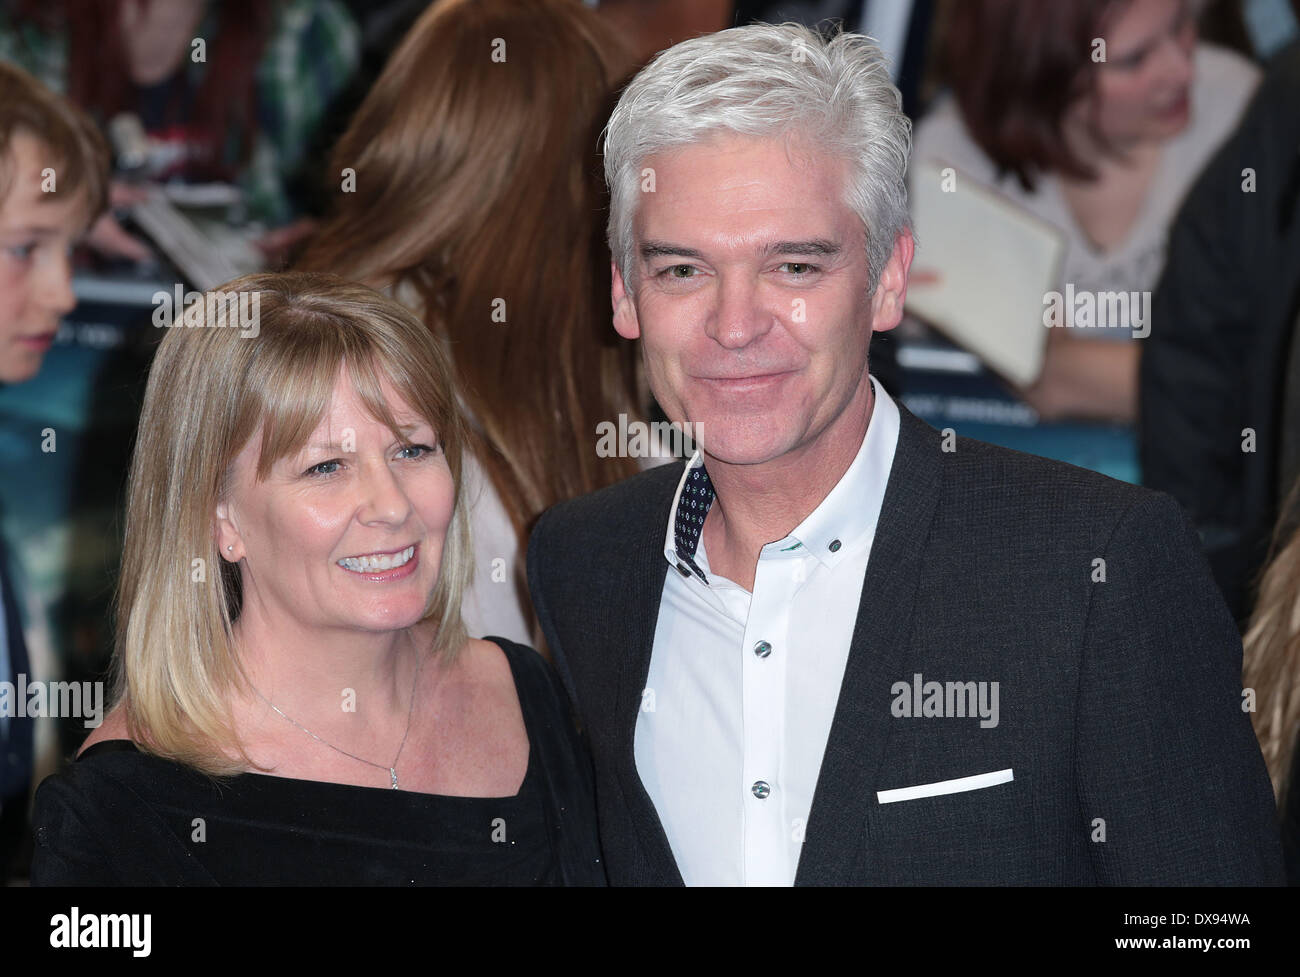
[794,404,944,884]
[612,462,686,884]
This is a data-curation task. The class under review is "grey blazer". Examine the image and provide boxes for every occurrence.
[526,403,1285,884]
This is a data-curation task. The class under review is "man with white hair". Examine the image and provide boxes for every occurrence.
[527,23,1283,885]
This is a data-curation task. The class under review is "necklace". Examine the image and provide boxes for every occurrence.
[253,653,424,789]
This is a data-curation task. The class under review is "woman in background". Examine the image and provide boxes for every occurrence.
[298,0,645,646]
[911,0,1258,423]
[30,272,604,885]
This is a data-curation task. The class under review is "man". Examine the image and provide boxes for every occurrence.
[526,23,1284,884]
[0,61,109,878]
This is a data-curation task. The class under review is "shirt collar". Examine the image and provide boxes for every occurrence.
[662,374,901,583]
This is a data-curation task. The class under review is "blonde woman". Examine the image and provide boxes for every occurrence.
[1243,478,1300,882]
[30,272,604,885]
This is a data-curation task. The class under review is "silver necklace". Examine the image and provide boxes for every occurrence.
[253,653,424,789]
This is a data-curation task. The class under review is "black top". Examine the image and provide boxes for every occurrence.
[30,638,605,886]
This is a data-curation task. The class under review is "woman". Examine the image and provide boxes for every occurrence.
[296,0,647,648]
[29,272,604,885]
[910,0,1259,423]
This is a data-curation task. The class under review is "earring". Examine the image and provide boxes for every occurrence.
[227,545,234,552]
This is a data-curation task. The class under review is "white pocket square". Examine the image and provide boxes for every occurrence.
[876,768,1014,804]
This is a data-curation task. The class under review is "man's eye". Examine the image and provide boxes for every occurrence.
[5,243,36,261]
[780,262,817,276]
[662,265,697,279]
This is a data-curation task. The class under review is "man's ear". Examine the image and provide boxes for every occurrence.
[869,227,915,334]
[214,501,243,563]
[612,260,641,340]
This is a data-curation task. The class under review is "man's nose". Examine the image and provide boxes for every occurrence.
[704,272,773,349]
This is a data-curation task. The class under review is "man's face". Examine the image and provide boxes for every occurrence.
[0,130,87,384]
[612,131,910,468]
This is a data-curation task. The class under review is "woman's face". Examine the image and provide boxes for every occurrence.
[1087,0,1198,147]
[216,370,456,638]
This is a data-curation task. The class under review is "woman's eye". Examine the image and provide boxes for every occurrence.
[396,442,438,460]
[5,242,36,261]
[304,459,342,477]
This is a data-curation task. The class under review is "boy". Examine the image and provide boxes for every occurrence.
[0,60,108,876]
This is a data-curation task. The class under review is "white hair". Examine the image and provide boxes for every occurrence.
[603,22,912,293]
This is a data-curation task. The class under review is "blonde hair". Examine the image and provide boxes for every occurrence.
[1242,477,1300,803]
[115,271,473,776]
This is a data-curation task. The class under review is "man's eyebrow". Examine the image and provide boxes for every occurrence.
[638,239,842,261]
[763,239,841,257]
[639,241,704,260]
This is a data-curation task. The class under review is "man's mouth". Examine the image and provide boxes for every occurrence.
[696,370,794,389]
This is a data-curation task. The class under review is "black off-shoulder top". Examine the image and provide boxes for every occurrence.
[30,637,605,886]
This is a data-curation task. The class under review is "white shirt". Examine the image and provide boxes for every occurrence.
[634,375,901,885]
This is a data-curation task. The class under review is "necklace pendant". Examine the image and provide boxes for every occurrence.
[390,767,399,789]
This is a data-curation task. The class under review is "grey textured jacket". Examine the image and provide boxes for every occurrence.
[528,402,1284,885]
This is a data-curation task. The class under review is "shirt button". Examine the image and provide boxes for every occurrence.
[828,539,841,552]
[751,780,771,799]
[753,640,772,658]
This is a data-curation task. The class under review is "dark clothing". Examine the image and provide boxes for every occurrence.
[30,638,605,886]
[1287,736,1300,884]
[1139,42,1300,625]
[0,535,34,880]
[528,402,1285,884]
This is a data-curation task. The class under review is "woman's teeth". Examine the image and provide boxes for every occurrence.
[337,545,415,573]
